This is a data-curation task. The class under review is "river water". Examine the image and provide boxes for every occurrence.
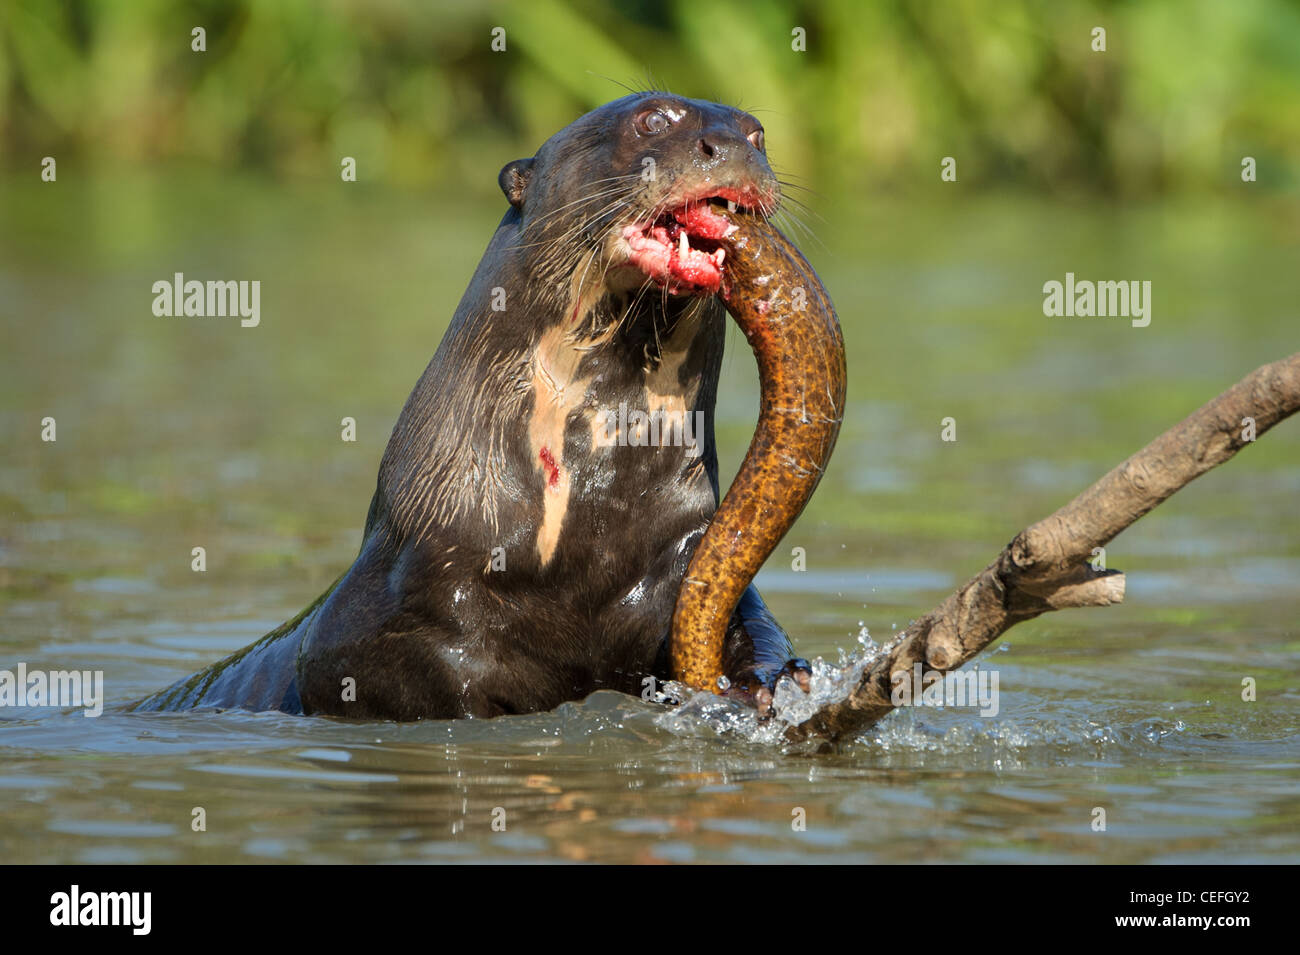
[2,173,1297,862]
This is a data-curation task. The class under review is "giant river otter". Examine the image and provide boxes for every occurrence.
[136,92,846,721]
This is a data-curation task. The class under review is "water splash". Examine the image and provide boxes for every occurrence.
[653,624,892,743]
[650,624,1198,759]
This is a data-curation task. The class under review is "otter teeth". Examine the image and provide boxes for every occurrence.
[714,248,725,265]
[678,230,690,259]
[727,200,737,213]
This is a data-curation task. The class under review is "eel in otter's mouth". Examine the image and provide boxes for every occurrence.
[667,205,848,694]
[620,188,766,295]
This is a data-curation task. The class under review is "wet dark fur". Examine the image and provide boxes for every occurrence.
[136,93,798,720]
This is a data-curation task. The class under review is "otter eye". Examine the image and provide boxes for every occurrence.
[636,109,672,135]
[748,128,765,151]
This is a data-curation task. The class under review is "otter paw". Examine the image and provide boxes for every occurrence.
[770,657,813,695]
[728,658,813,719]
[762,659,813,717]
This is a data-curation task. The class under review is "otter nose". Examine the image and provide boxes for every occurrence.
[696,123,763,169]
[697,134,728,161]
[690,117,778,201]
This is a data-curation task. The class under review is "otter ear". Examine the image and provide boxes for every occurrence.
[499,157,535,209]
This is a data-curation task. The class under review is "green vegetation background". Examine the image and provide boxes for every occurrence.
[3,0,1298,197]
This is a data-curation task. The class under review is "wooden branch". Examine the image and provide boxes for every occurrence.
[784,352,1300,744]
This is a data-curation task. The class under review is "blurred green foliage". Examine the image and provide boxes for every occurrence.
[0,0,1297,196]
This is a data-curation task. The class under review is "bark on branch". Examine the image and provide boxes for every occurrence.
[785,352,1300,744]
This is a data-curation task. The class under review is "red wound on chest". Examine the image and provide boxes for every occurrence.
[538,447,560,488]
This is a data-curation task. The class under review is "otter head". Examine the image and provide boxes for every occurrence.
[498,93,779,301]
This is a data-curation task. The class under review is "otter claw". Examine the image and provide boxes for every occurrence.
[765,657,812,694]
[723,658,812,719]
[722,681,779,719]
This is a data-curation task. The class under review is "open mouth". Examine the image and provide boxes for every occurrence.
[621,190,759,295]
